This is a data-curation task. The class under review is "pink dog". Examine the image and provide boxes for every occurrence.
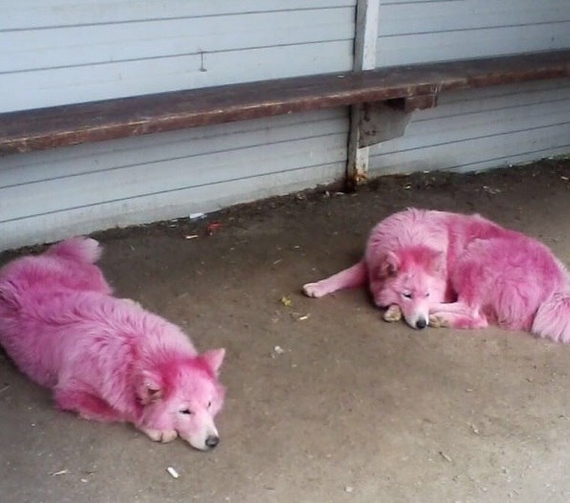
[0,238,225,450]
[303,208,570,342]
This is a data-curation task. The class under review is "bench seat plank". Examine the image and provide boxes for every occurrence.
[1,49,569,154]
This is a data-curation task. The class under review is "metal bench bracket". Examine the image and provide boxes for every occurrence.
[358,93,438,147]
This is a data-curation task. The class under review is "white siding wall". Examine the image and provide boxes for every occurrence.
[0,2,354,249]
[0,108,349,251]
[0,0,355,112]
[376,0,570,67]
[370,0,570,175]
[371,79,570,174]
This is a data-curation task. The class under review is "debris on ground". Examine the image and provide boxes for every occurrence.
[483,185,501,194]
[167,466,180,479]
[280,296,292,307]
[439,451,453,462]
[206,222,223,235]
[289,312,310,321]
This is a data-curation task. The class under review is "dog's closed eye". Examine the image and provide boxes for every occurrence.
[180,408,193,415]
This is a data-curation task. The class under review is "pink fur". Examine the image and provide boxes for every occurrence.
[0,237,226,450]
[303,208,570,342]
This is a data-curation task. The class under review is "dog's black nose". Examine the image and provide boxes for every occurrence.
[415,318,427,329]
[205,435,219,449]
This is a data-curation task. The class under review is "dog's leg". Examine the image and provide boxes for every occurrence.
[429,302,488,329]
[137,425,178,443]
[383,304,402,322]
[54,387,121,422]
[303,260,367,298]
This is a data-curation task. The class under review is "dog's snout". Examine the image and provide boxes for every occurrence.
[205,435,219,449]
[415,318,427,330]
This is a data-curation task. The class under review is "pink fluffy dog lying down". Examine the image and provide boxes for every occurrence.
[0,238,225,450]
[303,208,570,343]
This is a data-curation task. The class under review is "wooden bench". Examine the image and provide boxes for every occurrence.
[1,49,569,159]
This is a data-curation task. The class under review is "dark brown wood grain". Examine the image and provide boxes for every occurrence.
[1,49,569,154]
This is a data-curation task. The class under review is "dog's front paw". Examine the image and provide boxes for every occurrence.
[121,298,143,308]
[429,314,449,328]
[302,282,326,298]
[382,304,402,323]
[140,427,178,443]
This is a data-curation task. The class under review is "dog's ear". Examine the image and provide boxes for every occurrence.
[201,348,225,376]
[135,370,164,405]
[378,251,400,279]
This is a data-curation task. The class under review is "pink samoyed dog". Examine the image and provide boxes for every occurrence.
[303,208,570,342]
[0,238,225,450]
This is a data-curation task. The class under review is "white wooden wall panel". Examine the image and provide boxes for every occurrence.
[1,10,354,72]
[0,109,348,250]
[377,24,570,66]
[3,41,353,112]
[371,127,570,175]
[377,0,570,66]
[1,1,354,29]
[371,0,570,177]
[379,0,569,35]
[0,3,355,112]
[369,80,570,174]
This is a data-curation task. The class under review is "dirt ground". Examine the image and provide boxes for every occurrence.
[1,159,570,503]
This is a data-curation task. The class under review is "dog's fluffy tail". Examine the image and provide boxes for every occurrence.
[46,237,102,264]
[532,289,570,343]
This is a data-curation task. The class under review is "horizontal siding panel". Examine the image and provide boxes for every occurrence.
[0,133,347,221]
[449,144,570,174]
[1,40,353,112]
[0,160,344,251]
[0,109,348,224]
[373,106,570,159]
[378,0,570,36]
[369,124,570,175]
[426,84,570,121]
[377,22,570,66]
[440,79,570,105]
[381,1,460,3]
[1,3,355,112]
[0,8,354,73]
[0,135,346,221]
[0,109,345,186]
[384,97,570,150]
[376,0,570,66]
[381,79,570,141]
[369,81,570,175]
[0,0,354,30]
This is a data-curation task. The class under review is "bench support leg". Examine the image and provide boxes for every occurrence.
[348,91,439,188]
[346,0,380,189]
[347,105,370,188]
